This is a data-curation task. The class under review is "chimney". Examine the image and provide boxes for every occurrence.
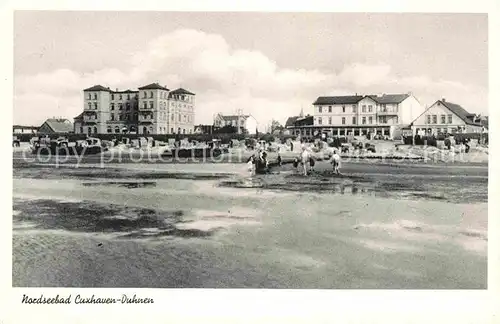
[116,88,118,92]
[442,98,446,102]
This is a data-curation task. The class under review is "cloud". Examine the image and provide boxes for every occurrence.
[14,28,488,128]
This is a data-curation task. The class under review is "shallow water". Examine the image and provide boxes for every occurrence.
[12,162,488,288]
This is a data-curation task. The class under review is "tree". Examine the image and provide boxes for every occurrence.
[270,119,284,135]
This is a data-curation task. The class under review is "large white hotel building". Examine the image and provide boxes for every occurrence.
[74,83,195,135]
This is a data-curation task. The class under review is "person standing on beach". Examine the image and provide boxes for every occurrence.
[330,149,342,175]
[300,146,311,176]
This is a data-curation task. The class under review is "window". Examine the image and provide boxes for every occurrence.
[115,126,120,134]
[127,94,130,100]
[328,106,332,113]
[119,94,122,100]
[318,117,322,125]
[178,114,181,122]
[143,92,147,98]
[87,93,91,100]
[318,106,323,113]
[143,102,147,109]
[126,103,130,110]
[369,116,373,124]
[134,113,138,121]
[119,114,123,121]
[394,116,399,124]
[426,115,431,124]
[380,116,387,124]
[171,128,174,133]
[149,91,153,98]
[448,114,452,124]
[79,127,83,133]
[342,105,345,113]
[362,105,366,113]
[342,117,346,125]
[183,129,186,134]
[110,103,114,110]
[352,117,356,125]
[362,117,366,124]
[126,114,130,121]
[119,103,123,110]
[368,105,373,112]
[88,103,92,110]
[149,101,154,109]
[110,113,114,121]
[94,103,98,109]
[93,94,97,100]
[107,126,112,133]
[352,105,357,113]
[328,117,332,125]
[432,115,437,124]
[111,94,114,100]
[440,115,446,124]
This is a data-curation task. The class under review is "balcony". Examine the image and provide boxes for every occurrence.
[377,109,398,116]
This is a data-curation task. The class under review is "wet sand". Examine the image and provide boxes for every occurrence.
[12,160,487,288]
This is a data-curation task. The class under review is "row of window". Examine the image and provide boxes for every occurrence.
[79,126,193,135]
[111,93,137,101]
[426,114,453,124]
[318,104,398,114]
[316,116,399,125]
[86,101,192,111]
[110,113,138,121]
[110,102,136,110]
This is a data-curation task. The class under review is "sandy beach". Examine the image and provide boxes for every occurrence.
[12,154,487,288]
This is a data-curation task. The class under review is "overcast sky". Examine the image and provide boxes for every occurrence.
[14,11,488,127]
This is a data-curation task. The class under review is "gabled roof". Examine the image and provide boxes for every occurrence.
[440,100,481,126]
[73,113,83,120]
[41,118,74,133]
[285,116,299,128]
[313,96,364,105]
[170,88,195,95]
[138,83,169,91]
[369,94,410,104]
[83,85,111,92]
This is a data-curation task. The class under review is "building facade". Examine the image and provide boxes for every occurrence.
[213,114,258,135]
[311,93,424,139]
[410,99,483,136]
[75,83,195,135]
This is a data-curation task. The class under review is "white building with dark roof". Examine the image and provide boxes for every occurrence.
[76,83,196,135]
[213,113,258,135]
[410,99,484,136]
[310,92,423,139]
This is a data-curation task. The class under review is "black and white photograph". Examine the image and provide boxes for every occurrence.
[10,10,491,291]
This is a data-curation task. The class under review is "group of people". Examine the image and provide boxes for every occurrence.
[246,149,270,175]
[292,146,341,176]
[246,145,342,177]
